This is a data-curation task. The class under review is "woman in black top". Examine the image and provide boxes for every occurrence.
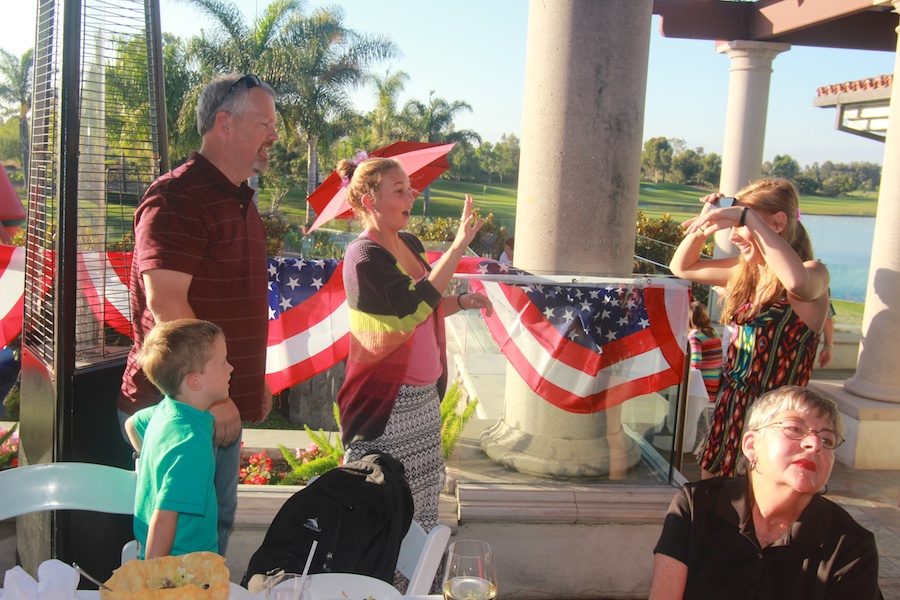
[649,386,882,600]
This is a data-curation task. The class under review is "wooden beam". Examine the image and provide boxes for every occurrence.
[764,11,897,52]
[654,0,751,41]
[653,0,897,51]
[752,0,893,38]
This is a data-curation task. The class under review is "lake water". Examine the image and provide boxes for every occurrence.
[803,214,874,303]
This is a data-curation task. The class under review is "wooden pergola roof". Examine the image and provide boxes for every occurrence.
[653,0,897,52]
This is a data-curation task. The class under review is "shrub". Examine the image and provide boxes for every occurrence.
[440,381,479,459]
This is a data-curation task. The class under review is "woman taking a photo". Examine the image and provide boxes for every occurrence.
[649,386,882,599]
[335,156,492,532]
[670,179,830,478]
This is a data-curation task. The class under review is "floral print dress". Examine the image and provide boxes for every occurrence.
[698,299,819,476]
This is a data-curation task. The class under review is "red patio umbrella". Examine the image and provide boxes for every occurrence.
[304,141,455,234]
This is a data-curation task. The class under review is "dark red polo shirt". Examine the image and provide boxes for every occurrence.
[119,152,269,422]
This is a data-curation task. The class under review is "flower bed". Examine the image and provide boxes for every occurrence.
[0,423,18,470]
[238,435,343,486]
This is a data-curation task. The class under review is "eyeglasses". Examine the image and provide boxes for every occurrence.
[227,74,261,95]
[756,420,844,450]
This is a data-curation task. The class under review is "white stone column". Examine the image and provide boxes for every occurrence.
[844,5,900,404]
[713,41,790,257]
[481,0,653,477]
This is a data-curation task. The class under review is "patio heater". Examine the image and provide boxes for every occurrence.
[18,0,167,576]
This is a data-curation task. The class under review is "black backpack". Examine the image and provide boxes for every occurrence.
[241,452,414,587]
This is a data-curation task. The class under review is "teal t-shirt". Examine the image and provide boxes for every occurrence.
[132,396,217,557]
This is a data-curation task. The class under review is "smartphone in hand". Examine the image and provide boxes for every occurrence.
[717,196,735,208]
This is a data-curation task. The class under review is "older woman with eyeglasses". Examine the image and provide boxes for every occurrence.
[649,386,883,600]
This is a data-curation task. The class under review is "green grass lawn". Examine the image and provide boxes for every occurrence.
[832,299,864,328]
[263,179,877,228]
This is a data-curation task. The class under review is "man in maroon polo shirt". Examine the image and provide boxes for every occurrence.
[119,73,278,554]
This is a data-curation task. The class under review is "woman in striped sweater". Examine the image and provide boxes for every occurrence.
[335,156,492,531]
[688,301,723,403]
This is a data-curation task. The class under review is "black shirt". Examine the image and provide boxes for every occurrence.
[654,477,883,599]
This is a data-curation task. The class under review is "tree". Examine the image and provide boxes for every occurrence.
[162,34,202,166]
[641,137,672,183]
[494,133,520,184]
[400,90,481,216]
[768,154,800,180]
[265,139,306,213]
[366,69,409,147]
[698,152,721,188]
[0,117,20,164]
[475,142,499,184]
[447,140,480,182]
[671,147,702,185]
[821,172,855,197]
[182,0,300,78]
[400,91,481,145]
[0,49,33,180]
[793,174,820,195]
[275,6,398,219]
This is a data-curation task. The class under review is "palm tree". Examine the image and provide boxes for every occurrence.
[367,69,409,147]
[180,0,300,78]
[175,0,301,193]
[400,91,481,146]
[0,48,34,180]
[162,34,201,166]
[400,91,482,216]
[278,7,399,223]
[273,6,398,221]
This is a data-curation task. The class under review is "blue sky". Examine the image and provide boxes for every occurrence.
[6,0,895,168]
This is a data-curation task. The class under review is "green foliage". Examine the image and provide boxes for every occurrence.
[2,378,19,421]
[406,216,458,242]
[399,90,481,146]
[265,140,307,214]
[278,403,344,485]
[306,229,344,259]
[0,48,33,178]
[440,381,478,459]
[0,118,21,162]
[634,210,711,304]
[634,209,686,269]
[261,212,293,257]
[641,137,673,183]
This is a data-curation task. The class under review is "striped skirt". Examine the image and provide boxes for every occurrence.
[346,383,445,532]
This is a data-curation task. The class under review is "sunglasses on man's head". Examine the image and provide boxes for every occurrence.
[227,74,262,95]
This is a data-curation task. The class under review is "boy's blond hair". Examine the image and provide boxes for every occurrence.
[138,319,223,398]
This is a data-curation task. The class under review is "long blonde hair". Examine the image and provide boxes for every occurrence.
[721,178,810,324]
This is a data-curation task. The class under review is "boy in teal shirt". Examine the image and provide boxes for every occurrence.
[125,319,233,558]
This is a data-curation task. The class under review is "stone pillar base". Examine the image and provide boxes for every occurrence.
[481,419,642,479]
[808,380,900,469]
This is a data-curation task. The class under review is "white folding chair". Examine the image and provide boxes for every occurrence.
[396,521,451,595]
[0,462,139,564]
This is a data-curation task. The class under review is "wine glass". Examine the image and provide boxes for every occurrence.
[266,573,311,600]
[442,540,498,600]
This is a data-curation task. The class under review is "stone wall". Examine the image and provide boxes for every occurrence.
[285,362,345,430]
